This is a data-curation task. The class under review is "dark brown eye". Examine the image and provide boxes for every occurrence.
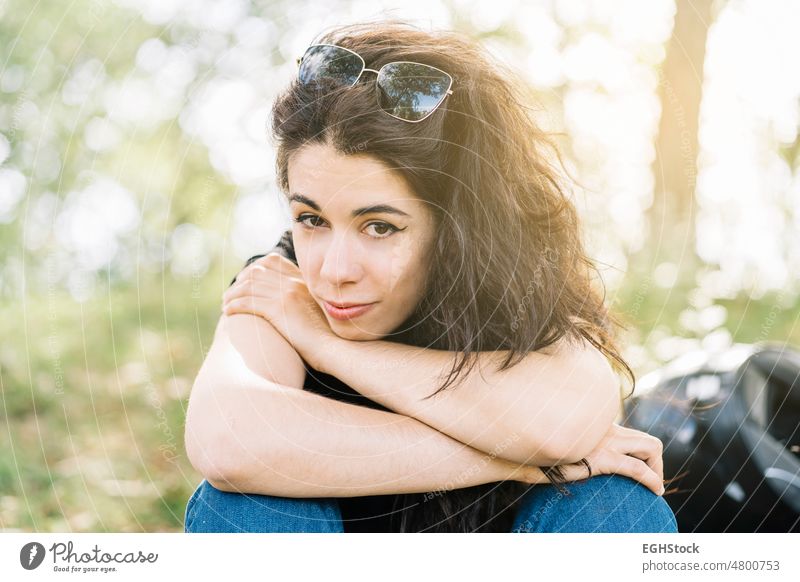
[365,222,399,238]
[294,214,325,228]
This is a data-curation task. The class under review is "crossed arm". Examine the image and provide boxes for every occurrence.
[313,333,621,467]
[185,314,620,497]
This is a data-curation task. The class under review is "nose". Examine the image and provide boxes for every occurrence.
[319,231,363,286]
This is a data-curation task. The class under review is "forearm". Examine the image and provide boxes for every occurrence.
[188,378,545,498]
[315,336,616,466]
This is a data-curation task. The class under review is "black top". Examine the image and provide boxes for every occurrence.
[229,228,400,532]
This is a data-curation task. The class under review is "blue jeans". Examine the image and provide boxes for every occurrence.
[184,475,678,533]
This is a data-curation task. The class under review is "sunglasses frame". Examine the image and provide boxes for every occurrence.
[296,43,454,123]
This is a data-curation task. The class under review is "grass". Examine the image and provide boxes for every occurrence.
[1,267,797,531]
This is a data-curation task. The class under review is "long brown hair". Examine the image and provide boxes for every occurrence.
[271,19,636,532]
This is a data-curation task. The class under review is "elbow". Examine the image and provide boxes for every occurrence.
[548,428,606,466]
[185,375,293,495]
[513,426,570,467]
[184,382,248,489]
[500,341,621,466]
[548,362,621,465]
[185,437,237,489]
[185,420,240,489]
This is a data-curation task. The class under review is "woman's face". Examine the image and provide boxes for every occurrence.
[286,142,437,341]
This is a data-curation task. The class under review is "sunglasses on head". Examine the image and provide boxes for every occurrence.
[296,43,454,123]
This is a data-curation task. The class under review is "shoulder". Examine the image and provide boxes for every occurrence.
[229,228,296,287]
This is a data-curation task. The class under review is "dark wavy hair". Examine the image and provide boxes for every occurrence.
[270,19,636,532]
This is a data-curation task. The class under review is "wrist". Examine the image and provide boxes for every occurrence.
[523,465,547,485]
[511,462,546,485]
[493,459,544,485]
[312,333,346,374]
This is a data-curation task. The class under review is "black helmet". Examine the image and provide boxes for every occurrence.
[623,342,800,532]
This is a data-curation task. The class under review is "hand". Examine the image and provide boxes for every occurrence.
[221,253,338,371]
[510,423,665,496]
[555,423,665,495]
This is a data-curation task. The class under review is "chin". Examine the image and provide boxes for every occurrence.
[328,320,386,342]
[331,327,373,342]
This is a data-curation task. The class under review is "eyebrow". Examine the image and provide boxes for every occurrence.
[289,193,411,218]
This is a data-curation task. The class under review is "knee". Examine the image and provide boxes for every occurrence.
[588,475,678,533]
[512,475,678,533]
[184,479,344,533]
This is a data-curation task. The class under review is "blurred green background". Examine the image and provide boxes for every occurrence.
[1,0,798,531]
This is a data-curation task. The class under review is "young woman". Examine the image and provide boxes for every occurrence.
[183,20,678,533]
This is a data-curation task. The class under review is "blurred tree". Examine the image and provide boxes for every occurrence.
[649,0,717,262]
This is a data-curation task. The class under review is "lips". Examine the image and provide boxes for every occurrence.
[322,300,376,321]
[325,300,373,308]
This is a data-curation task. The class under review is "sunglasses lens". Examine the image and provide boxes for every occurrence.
[376,62,452,121]
[298,45,364,87]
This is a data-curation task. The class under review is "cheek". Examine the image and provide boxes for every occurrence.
[385,236,423,293]
[374,249,428,321]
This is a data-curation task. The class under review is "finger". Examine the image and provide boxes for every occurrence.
[234,264,304,289]
[624,435,665,487]
[224,279,269,301]
[233,252,291,283]
[222,300,250,315]
[608,430,664,486]
[223,297,262,317]
[617,446,661,480]
[648,437,664,485]
[254,253,301,276]
[234,264,275,283]
[227,276,262,290]
[613,454,664,496]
